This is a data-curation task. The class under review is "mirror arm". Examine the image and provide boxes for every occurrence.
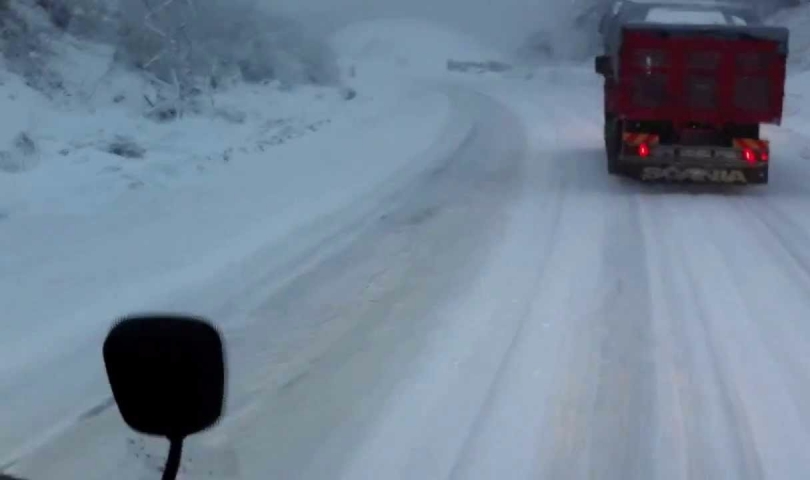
[161,437,184,480]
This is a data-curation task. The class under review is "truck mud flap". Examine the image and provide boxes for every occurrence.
[622,164,768,185]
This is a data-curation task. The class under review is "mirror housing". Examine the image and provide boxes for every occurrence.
[595,55,612,76]
[103,314,225,439]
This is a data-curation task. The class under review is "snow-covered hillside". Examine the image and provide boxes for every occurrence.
[0,11,494,475]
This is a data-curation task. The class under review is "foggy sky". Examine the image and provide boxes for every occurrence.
[260,0,799,54]
[261,0,591,51]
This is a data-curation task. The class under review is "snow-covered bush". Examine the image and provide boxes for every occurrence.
[106,135,145,159]
[115,0,339,88]
[0,131,39,173]
[0,0,63,93]
[49,0,119,42]
[35,0,69,30]
[1,0,339,108]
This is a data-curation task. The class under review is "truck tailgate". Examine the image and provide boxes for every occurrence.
[615,23,789,125]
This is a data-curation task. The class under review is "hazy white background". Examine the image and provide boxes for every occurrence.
[262,0,803,60]
[264,0,597,52]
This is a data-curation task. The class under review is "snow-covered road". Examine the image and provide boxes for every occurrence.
[7,19,810,480]
[223,76,810,480]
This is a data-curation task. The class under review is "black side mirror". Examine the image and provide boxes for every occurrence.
[103,314,226,480]
[595,55,612,76]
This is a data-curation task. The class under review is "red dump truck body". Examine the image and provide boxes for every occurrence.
[616,27,787,126]
[597,0,790,184]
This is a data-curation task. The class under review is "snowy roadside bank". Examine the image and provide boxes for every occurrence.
[0,15,500,472]
[0,49,466,471]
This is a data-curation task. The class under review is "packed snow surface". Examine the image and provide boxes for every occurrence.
[645,7,730,25]
[4,13,810,480]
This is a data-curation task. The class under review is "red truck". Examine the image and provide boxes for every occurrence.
[595,0,789,184]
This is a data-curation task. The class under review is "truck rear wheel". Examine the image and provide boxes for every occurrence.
[605,116,622,175]
[752,166,769,184]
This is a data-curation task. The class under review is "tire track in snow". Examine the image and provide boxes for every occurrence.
[438,87,660,480]
[584,195,656,480]
[721,199,810,445]
[672,225,765,480]
[221,88,533,480]
[743,198,810,286]
[527,94,658,480]
[644,193,810,479]
[326,88,568,480]
[537,193,656,480]
[443,183,565,480]
[707,196,810,478]
[640,196,765,480]
[638,196,692,480]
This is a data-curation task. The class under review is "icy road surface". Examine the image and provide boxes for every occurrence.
[8,20,810,480]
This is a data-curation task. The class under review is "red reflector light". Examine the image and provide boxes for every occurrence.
[638,143,650,158]
[761,150,769,162]
[744,148,756,164]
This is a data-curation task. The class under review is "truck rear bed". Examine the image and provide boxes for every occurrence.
[613,23,788,127]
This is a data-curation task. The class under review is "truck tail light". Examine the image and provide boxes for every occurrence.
[639,143,650,158]
[743,148,756,164]
[761,150,769,162]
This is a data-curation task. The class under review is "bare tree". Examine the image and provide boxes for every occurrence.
[138,0,197,118]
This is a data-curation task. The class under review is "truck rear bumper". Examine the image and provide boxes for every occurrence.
[619,162,768,184]
[617,140,769,184]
